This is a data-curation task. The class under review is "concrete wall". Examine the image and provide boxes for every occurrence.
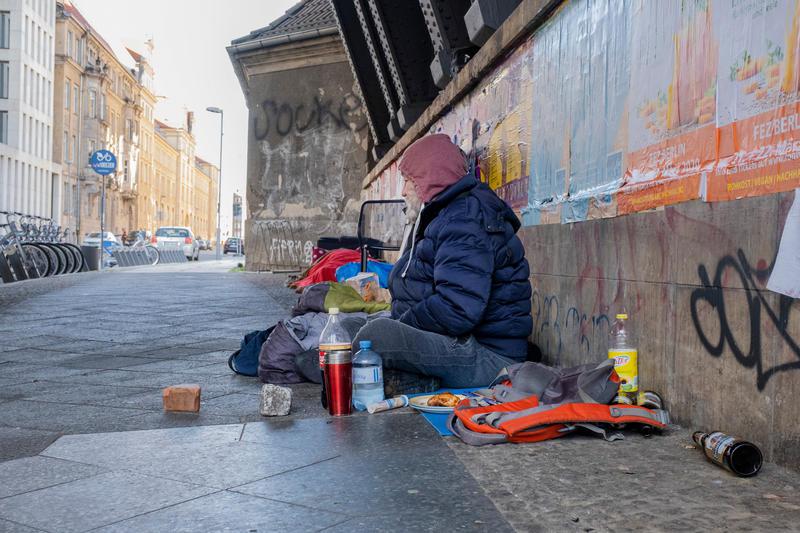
[242,59,369,271]
[521,191,800,468]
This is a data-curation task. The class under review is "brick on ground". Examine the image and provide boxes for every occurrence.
[162,384,201,413]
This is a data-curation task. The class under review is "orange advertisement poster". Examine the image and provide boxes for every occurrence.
[622,0,718,214]
[708,0,800,201]
[708,102,800,200]
[619,124,715,214]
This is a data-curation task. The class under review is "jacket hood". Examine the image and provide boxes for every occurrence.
[399,134,468,203]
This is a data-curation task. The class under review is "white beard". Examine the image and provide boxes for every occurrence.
[404,196,422,225]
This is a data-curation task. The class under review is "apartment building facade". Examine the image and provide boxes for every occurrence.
[193,156,217,244]
[53,0,217,241]
[54,0,156,237]
[0,0,59,219]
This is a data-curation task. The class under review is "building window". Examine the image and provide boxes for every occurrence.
[0,12,9,49]
[0,61,8,99]
[64,80,70,110]
[63,130,68,161]
[88,139,95,160]
[71,134,76,162]
[73,83,79,112]
[66,30,73,58]
[0,111,7,143]
[88,89,96,118]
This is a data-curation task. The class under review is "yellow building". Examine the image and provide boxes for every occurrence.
[194,156,218,245]
[53,0,217,241]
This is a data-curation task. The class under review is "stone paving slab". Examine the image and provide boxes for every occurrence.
[0,518,41,532]
[0,456,105,499]
[93,490,348,533]
[1,349,102,366]
[0,382,153,405]
[44,427,338,490]
[0,428,60,462]
[0,400,156,433]
[1,335,75,350]
[56,354,161,370]
[0,471,216,533]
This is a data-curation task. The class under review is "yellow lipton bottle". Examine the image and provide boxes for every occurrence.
[608,310,638,404]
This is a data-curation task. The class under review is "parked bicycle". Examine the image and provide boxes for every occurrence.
[128,235,160,265]
[0,211,86,283]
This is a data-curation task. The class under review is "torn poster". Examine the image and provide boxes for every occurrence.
[768,190,800,299]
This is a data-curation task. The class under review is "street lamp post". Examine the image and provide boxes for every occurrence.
[206,107,223,261]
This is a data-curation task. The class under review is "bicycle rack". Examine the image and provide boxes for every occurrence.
[111,247,188,267]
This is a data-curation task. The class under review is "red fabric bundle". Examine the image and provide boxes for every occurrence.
[290,249,363,289]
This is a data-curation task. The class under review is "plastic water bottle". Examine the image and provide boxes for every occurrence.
[319,308,351,410]
[352,340,384,411]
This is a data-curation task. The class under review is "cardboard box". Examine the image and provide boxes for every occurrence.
[345,272,380,302]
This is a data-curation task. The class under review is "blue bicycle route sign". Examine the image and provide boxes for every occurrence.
[89,150,117,176]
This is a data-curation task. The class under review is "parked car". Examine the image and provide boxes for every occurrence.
[224,237,244,255]
[196,236,208,251]
[152,226,200,261]
[82,232,120,247]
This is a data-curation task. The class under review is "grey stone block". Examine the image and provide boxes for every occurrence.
[259,384,292,417]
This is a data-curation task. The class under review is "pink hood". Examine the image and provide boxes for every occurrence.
[398,134,468,203]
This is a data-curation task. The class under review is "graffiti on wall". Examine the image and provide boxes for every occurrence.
[249,219,314,269]
[531,291,611,362]
[690,249,800,391]
[253,93,368,140]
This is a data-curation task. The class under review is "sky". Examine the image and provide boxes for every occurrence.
[71,0,297,236]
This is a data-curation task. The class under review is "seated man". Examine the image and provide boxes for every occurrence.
[353,134,532,392]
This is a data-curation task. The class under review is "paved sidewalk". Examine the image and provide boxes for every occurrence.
[1,262,800,532]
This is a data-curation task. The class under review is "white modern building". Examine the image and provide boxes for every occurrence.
[0,0,59,219]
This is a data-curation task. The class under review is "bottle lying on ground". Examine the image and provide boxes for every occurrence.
[692,431,763,477]
[367,395,409,414]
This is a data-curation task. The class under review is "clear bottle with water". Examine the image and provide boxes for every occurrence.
[352,340,384,411]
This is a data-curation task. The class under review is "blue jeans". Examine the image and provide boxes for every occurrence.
[352,317,515,388]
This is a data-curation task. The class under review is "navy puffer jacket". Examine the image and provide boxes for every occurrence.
[389,173,532,360]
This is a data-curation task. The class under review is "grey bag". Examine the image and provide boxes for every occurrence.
[477,358,620,405]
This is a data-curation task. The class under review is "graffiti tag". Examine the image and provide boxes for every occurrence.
[690,249,799,391]
[532,291,611,361]
[253,94,367,139]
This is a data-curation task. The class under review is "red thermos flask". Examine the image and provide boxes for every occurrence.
[324,348,352,416]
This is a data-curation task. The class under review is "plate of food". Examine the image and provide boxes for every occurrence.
[408,392,467,414]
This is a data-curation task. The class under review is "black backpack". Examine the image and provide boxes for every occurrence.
[228,326,275,377]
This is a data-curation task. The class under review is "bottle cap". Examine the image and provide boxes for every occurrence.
[616,313,628,320]
[359,340,372,349]
[329,308,339,315]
